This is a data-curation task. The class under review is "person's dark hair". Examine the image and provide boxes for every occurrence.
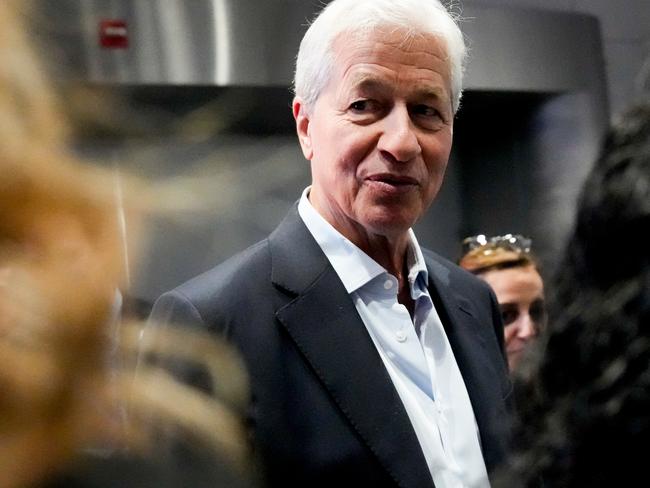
[498,102,650,487]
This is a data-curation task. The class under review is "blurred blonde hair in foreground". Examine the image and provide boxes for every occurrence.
[0,1,249,487]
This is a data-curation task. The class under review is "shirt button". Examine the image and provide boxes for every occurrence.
[396,330,407,342]
[383,279,393,290]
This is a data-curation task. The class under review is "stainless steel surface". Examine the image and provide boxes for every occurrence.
[462,3,606,92]
[39,0,606,95]
[38,0,315,86]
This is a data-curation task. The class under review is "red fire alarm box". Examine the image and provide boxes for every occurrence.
[99,20,128,49]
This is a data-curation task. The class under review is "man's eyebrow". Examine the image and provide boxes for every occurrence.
[348,75,449,102]
[412,86,449,101]
[348,76,391,93]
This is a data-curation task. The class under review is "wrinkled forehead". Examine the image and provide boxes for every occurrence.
[332,26,450,64]
[329,27,452,91]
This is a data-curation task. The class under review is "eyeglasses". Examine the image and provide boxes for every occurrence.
[461,234,532,256]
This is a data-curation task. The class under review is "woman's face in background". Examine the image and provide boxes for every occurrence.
[479,265,546,371]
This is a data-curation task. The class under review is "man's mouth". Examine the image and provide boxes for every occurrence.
[366,174,419,187]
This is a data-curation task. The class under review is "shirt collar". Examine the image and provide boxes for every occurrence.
[407,231,429,296]
[298,187,429,295]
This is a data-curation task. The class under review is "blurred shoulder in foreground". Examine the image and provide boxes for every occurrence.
[0,1,254,486]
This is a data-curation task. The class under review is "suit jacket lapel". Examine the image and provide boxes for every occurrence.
[269,206,435,488]
[424,255,507,472]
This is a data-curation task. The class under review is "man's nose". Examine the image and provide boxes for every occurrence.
[378,105,421,163]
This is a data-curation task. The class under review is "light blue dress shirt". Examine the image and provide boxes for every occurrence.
[298,188,490,488]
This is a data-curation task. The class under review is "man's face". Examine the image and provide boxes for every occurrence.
[294,29,454,243]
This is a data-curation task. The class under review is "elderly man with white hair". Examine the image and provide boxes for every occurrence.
[149,1,512,486]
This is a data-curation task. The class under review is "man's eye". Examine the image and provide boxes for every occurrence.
[412,104,440,119]
[349,100,373,112]
[410,104,447,130]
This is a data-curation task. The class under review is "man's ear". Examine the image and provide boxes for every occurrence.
[293,97,313,160]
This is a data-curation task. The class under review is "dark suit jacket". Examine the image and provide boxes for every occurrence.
[148,205,512,488]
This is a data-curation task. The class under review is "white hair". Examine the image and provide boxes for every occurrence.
[293,0,467,114]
